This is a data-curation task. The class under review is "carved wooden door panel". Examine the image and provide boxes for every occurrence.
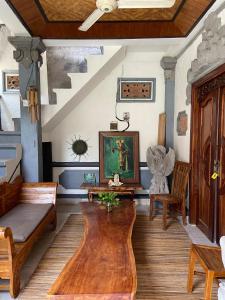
[217,87,225,240]
[191,66,225,242]
[197,90,218,241]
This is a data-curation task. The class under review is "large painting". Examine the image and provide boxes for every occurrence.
[99,131,140,183]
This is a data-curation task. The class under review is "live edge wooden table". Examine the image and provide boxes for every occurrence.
[48,200,137,300]
[80,183,143,202]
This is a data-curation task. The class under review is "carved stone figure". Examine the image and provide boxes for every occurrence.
[146,145,175,194]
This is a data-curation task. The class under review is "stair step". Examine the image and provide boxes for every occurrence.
[0,131,21,144]
[0,165,6,177]
[12,118,21,132]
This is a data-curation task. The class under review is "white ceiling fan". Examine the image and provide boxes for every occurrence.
[78,0,176,31]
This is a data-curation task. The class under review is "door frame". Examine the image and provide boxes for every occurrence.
[190,63,225,241]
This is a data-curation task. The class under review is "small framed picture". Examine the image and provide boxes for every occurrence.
[2,70,19,93]
[117,77,156,103]
[83,173,96,185]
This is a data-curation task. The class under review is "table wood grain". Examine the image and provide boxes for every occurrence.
[48,200,137,300]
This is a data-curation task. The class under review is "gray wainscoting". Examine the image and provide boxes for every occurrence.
[53,162,151,198]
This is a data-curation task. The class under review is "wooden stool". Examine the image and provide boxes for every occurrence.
[187,244,225,300]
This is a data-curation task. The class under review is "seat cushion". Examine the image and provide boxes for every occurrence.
[0,203,53,242]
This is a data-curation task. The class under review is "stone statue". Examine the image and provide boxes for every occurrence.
[146,145,175,194]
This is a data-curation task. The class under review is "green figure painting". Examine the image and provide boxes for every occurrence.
[104,136,134,179]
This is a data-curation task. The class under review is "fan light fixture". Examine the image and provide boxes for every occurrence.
[79,0,176,31]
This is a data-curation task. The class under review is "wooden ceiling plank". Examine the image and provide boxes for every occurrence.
[5,0,215,39]
[38,0,183,22]
[174,0,216,35]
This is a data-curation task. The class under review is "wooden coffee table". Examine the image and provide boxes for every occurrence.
[81,182,143,202]
[48,200,137,300]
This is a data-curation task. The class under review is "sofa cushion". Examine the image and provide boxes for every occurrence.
[0,203,53,242]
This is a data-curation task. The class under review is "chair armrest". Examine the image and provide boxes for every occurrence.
[19,182,57,205]
[192,243,221,251]
[0,227,15,258]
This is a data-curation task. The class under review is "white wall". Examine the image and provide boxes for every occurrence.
[174,7,225,162]
[0,38,20,131]
[49,47,165,162]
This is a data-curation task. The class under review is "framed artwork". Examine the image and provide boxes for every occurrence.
[2,70,19,93]
[84,173,96,185]
[99,131,140,183]
[177,111,188,136]
[117,77,156,102]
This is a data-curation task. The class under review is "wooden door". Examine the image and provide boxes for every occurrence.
[217,87,225,240]
[197,90,218,241]
[190,65,225,242]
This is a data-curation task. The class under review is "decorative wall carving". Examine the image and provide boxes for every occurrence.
[186,12,225,105]
[177,111,188,136]
[198,72,225,102]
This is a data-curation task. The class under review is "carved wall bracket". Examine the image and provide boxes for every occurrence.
[161,56,177,81]
[8,37,46,69]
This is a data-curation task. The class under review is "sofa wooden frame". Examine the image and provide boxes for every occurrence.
[0,181,57,298]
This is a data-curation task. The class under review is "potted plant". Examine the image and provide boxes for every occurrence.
[98,192,120,212]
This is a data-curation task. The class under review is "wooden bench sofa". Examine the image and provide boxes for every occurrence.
[0,176,57,298]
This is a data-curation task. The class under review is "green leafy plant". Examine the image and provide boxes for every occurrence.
[98,192,120,207]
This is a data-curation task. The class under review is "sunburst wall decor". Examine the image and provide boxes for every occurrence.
[68,136,89,160]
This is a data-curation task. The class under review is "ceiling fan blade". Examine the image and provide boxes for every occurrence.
[117,0,176,8]
[78,8,105,31]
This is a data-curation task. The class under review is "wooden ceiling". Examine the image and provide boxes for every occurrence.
[6,0,215,39]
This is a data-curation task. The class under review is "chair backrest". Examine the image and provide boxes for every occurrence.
[0,176,23,216]
[171,161,191,201]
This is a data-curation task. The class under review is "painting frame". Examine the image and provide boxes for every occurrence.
[2,70,19,93]
[99,131,140,184]
[117,77,156,103]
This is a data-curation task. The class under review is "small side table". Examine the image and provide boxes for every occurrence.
[80,183,143,202]
[187,243,225,300]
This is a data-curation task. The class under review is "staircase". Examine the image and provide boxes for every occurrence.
[42,46,126,131]
[0,141,22,183]
[0,46,126,181]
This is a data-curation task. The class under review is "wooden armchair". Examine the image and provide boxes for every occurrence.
[149,161,191,230]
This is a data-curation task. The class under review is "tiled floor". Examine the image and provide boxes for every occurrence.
[0,199,216,300]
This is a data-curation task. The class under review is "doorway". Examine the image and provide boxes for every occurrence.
[190,64,225,243]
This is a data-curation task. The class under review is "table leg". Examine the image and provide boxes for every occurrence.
[204,271,214,300]
[88,191,93,202]
[187,246,196,293]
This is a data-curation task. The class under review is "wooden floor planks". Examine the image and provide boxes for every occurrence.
[18,214,218,300]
